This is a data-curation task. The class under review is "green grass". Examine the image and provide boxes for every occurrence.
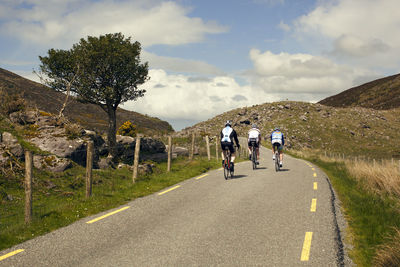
[298,155,400,266]
[0,156,220,250]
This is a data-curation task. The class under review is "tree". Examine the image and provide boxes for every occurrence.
[39,33,149,160]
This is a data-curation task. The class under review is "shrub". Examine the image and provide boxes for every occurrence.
[64,123,83,139]
[117,121,137,137]
[0,89,26,115]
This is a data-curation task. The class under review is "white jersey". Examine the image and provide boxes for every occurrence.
[248,128,260,141]
[221,126,233,142]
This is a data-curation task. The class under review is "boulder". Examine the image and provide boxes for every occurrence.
[33,155,72,172]
[9,110,38,125]
[1,132,24,158]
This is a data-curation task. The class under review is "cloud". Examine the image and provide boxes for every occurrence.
[246,49,376,100]
[122,69,275,121]
[278,21,290,32]
[0,0,228,48]
[294,0,400,69]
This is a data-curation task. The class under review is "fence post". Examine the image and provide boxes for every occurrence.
[25,150,33,224]
[167,136,172,172]
[189,133,195,161]
[206,135,210,160]
[215,135,219,161]
[86,141,93,198]
[132,135,141,183]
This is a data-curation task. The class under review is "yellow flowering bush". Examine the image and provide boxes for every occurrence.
[117,121,137,137]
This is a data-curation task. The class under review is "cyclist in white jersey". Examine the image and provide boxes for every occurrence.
[248,124,261,164]
[270,127,285,167]
[220,120,240,172]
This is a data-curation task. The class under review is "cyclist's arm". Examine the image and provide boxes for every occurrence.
[232,130,240,147]
[282,134,285,146]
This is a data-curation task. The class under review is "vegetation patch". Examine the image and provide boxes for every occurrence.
[291,150,400,266]
[0,157,220,251]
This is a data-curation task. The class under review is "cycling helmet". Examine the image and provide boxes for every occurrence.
[274,127,280,131]
[252,124,257,128]
[225,120,232,127]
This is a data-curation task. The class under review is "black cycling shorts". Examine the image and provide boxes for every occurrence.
[272,142,283,151]
[221,141,235,153]
[248,138,259,148]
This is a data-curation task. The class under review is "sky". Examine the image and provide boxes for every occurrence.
[1,0,400,130]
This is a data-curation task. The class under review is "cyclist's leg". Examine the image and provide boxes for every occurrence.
[230,144,236,163]
[279,145,284,166]
[272,144,276,159]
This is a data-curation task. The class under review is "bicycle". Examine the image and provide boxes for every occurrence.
[273,143,281,172]
[222,147,234,179]
[249,139,257,170]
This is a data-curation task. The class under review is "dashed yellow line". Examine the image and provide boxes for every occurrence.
[0,249,24,261]
[311,168,315,171]
[313,182,318,190]
[87,206,130,224]
[310,198,317,212]
[196,174,209,180]
[300,232,313,261]
[313,173,317,177]
[218,167,223,171]
[158,185,181,196]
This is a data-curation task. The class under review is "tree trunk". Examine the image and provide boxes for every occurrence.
[107,106,118,160]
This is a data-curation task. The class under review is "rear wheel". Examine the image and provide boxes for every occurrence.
[275,151,280,172]
[252,147,257,170]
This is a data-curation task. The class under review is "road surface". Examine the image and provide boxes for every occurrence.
[0,146,350,266]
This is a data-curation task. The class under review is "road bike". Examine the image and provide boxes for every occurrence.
[249,139,258,170]
[273,143,281,172]
[222,147,234,179]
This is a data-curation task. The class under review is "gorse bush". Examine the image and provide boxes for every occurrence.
[117,121,137,137]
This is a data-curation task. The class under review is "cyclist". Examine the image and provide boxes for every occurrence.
[248,124,261,164]
[270,127,285,168]
[220,120,240,172]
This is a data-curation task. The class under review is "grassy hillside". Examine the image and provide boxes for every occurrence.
[319,73,400,110]
[177,101,400,159]
[0,68,173,135]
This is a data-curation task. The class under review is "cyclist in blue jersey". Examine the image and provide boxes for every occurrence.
[270,127,285,167]
[220,120,240,172]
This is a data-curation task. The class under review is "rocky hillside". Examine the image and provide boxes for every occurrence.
[176,101,400,159]
[0,68,173,135]
[319,73,400,110]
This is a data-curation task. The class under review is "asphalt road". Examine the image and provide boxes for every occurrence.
[0,146,350,266]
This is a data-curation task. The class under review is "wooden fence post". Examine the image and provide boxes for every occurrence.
[189,133,195,161]
[215,135,219,161]
[132,135,141,183]
[25,150,33,224]
[206,135,210,160]
[86,141,93,198]
[167,136,172,172]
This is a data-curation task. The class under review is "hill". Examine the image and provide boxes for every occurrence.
[176,101,400,159]
[319,73,400,109]
[0,68,173,135]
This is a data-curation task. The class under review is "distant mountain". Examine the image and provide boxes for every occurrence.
[319,73,400,109]
[0,68,173,135]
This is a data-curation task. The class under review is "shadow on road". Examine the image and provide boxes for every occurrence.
[230,174,247,179]
[278,168,290,172]
[254,167,267,170]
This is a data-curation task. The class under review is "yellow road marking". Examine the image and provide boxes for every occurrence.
[300,232,313,261]
[310,198,317,212]
[313,173,317,177]
[0,249,24,261]
[158,185,181,196]
[196,174,209,180]
[218,168,223,171]
[86,206,130,224]
[312,168,315,171]
[313,182,318,190]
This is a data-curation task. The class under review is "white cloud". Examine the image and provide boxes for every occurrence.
[278,21,290,32]
[247,49,375,100]
[0,0,227,48]
[294,0,400,69]
[122,69,275,121]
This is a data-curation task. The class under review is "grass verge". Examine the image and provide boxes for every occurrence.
[0,156,220,251]
[290,151,400,266]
